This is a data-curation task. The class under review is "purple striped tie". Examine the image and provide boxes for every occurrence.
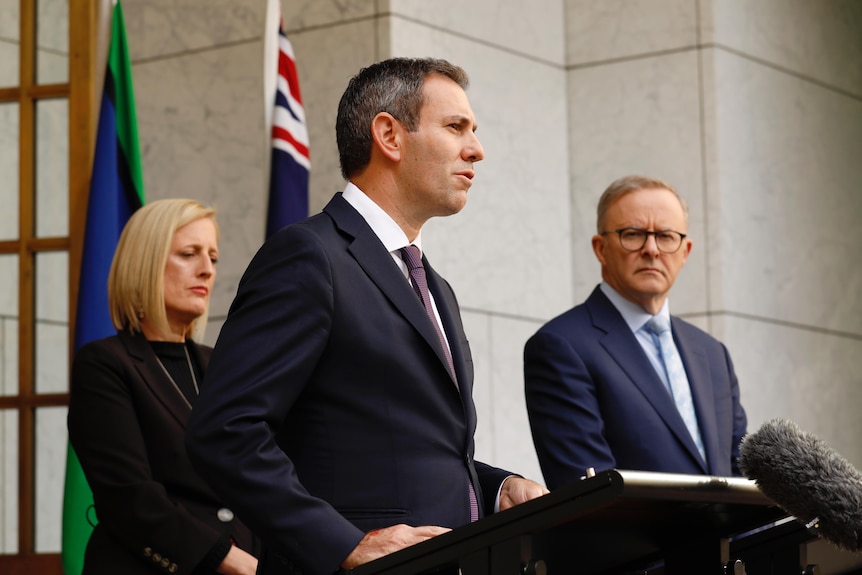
[400,245,456,381]
[400,245,479,522]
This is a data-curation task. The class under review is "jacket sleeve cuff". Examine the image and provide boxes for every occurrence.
[195,535,232,574]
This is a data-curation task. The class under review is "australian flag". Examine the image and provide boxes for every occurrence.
[267,23,310,238]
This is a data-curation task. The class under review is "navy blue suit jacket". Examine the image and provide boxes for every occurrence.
[186,194,512,575]
[524,286,747,490]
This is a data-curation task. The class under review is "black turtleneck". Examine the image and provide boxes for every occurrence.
[149,340,201,405]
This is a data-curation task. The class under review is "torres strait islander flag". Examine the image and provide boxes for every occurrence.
[266,5,310,238]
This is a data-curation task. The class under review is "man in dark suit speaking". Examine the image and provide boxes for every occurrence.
[524,175,747,490]
[186,57,547,575]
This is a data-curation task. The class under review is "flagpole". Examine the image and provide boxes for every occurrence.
[263,0,280,224]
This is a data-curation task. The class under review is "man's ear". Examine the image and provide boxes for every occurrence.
[680,237,693,265]
[591,234,607,265]
[370,112,402,163]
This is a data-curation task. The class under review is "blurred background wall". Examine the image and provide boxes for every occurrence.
[125,0,862,482]
[3,0,859,561]
[123,0,862,483]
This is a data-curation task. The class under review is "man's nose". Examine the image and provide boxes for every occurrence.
[642,233,661,254]
[464,131,484,162]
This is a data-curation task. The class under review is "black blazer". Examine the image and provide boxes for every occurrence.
[525,286,747,490]
[186,193,514,575]
[68,330,255,574]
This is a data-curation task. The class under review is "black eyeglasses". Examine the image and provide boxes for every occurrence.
[601,228,687,254]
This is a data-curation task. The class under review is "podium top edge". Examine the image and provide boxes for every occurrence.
[609,469,772,504]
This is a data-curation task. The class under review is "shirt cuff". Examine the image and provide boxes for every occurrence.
[493,474,520,513]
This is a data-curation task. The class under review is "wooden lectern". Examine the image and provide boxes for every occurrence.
[349,469,811,575]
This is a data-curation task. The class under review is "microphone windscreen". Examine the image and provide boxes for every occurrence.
[739,418,862,551]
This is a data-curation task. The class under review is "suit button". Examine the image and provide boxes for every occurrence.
[217,507,234,522]
[152,553,162,563]
[143,547,152,557]
[161,557,170,568]
[168,564,178,573]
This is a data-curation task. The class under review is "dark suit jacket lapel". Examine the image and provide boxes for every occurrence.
[588,288,707,471]
[673,319,717,472]
[425,261,471,394]
[118,330,192,426]
[424,257,482,506]
[324,195,459,388]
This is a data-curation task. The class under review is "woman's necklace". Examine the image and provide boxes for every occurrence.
[154,345,199,409]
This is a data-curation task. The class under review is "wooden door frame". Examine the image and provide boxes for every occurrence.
[0,0,96,571]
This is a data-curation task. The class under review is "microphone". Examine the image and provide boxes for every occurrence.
[738,418,862,551]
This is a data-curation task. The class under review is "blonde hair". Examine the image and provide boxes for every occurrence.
[108,198,218,340]
[596,175,688,233]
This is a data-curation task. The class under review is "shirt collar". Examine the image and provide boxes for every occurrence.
[342,182,422,253]
[599,281,671,333]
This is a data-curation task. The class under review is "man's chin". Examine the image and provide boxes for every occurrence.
[443,193,468,215]
[631,279,669,296]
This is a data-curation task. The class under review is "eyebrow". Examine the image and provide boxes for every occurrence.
[178,242,218,253]
[444,115,478,131]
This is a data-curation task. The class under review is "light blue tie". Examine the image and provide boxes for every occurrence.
[645,315,706,463]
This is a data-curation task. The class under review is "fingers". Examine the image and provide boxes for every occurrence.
[218,545,259,575]
[410,525,451,538]
[499,477,550,511]
[342,524,450,569]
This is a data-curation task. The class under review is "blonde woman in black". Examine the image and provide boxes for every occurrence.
[68,199,257,575]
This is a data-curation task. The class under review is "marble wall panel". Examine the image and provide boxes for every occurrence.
[0,1,18,80]
[387,18,572,321]
[35,98,68,237]
[703,0,862,97]
[36,0,67,84]
[565,0,698,65]
[133,41,266,318]
[281,0,377,31]
[722,314,862,468]
[34,406,66,552]
[35,50,67,91]
[0,101,18,238]
[675,312,709,334]
[286,19,381,215]
[0,0,17,40]
[35,0,69,51]
[35,252,67,395]
[472,313,545,485]
[698,47,727,316]
[461,310,493,467]
[0,41,17,88]
[391,0,566,65]
[202,316,225,348]
[704,49,862,335]
[35,0,67,54]
[567,50,707,314]
[0,256,15,323]
[123,0,266,61]
[0,408,17,552]
[0,256,16,398]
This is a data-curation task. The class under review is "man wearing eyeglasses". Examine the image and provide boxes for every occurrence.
[524,175,747,490]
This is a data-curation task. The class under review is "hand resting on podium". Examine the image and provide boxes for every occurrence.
[500,476,550,511]
[341,524,450,570]
[340,477,548,570]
